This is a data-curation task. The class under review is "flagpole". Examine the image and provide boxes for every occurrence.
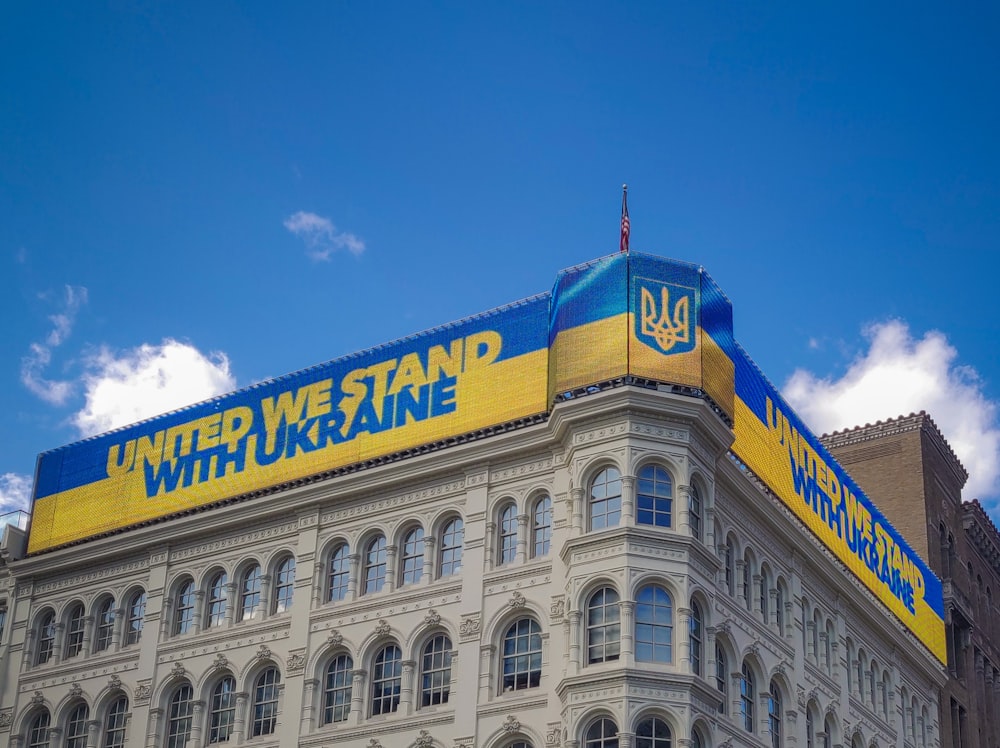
[620,184,630,254]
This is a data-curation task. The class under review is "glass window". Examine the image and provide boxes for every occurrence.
[400,527,425,586]
[239,565,262,621]
[66,703,89,748]
[95,598,115,652]
[806,710,814,748]
[775,582,786,635]
[166,683,194,748]
[324,654,354,724]
[173,579,195,635]
[125,591,145,645]
[869,661,878,711]
[208,676,236,744]
[364,536,388,594]
[724,538,735,595]
[273,557,295,613]
[501,618,542,692]
[498,504,518,565]
[371,645,402,715]
[760,566,770,621]
[585,718,619,748]
[27,710,50,748]
[637,464,672,527]
[690,728,701,748]
[689,483,703,540]
[740,662,755,732]
[103,696,129,748]
[768,682,782,748]
[532,496,552,558]
[716,643,728,713]
[690,601,703,676]
[252,667,281,736]
[65,603,86,658]
[207,572,228,628]
[328,544,350,602]
[636,717,672,748]
[439,518,464,576]
[36,611,55,664]
[823,717,834,748]
[635,585,672,663]
[421,634,453,707]
[0,606,6,642]
[742,553,752,610]
[589,467,622,530]
[587,587,621,664]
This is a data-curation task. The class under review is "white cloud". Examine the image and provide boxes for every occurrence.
[284,210,366,260]
[72,339,236,437]
[0,473,33,525]
[21,285,88,404]
[783,319,1000,505]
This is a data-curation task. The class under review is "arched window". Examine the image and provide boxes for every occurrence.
[371,645,402,715]
[587,587,621,664]
[103,695,129,748]
[806,709,814,748]
[637,464,672,527]
[635,584,672,663]
[95,598,115,652]
[690,600,703,676]
[824,620,833,671]
[856,650,866,701]
[822,716,834,748]
[881,669,890,717]
[400,527,425,585]
[501,618,542,692]
[65,603,86,658]
[323,654,353,724]
[239,565,262,621]
[35,611,55,665]
[590,467,622,530]
[768,681,782,748]
[251,667,281,735]
[208,675,236,744]
[869,660,878,711]
[690,727,702,748]
[66,703,89,748]
[328,544,350,602]
[740,662,755,732]
[636,717,672,748]
[421,634,453,706]
[440,518,464,576]
[724,537,735,595]
[498,503,518,565]
[585,718,619,748]
[921,705,928,743]
[715,643,728,713]
[846,639,855,694]
[742,551,753,610]
[27,709,50,748]
[166,682,194,748]
[125,591,145,645]
[273,557,295,613]
[689,482,703,541]
[759,564,770,622]
[775,580,786,635]
[364,536,388,594]
[910,696,919,741]
[532,495,552,558]
[206,572,228,628]
[173,579,195,635]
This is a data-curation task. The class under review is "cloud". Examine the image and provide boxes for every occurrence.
[72,339,237,437]
[284,211,365,260]
[782,319,1000,505]
[21,285,88,404]
[0,473,32,526]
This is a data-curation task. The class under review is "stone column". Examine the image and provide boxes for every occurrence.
[677,608,691,671]
[348,554,361,600]
[146,709,162,748]
[86,719,100,748]
[730,671,743,717]
[769,589,779,628]
[423,536,437,584]
[350,670,367,725]
[568,610,582,674]
[224,583,237,626]
[621,601,636,667]
[485,522,497,570]
[752,574,763,617]
[805,620,816,662]
[618,731,635,748]
[312,561,324,607]
[621,475,636,526]
[301,678,318,732]
[479,645,496,701]
[400,659,416,715]
[233,692,249,744]
[384,545,398,593]
[192,591,205,635]
[112,607,125,652]
[818,631,829,671]
[571,487,584,535]
[758,692,771,742]
[517,513,529,563]
[189,701,205,744]
[258,574,273,619]
[677,484,691,534]
[52,622,65,665]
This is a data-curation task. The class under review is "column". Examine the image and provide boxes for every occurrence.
[678,608,691,672]
[818,631,829,671]
[86,719,100,748]
[159,599,174,638]
[805,620,816,662]
[621,475,636,525]
[677,484,691,535]
[146,709,162,748]
[730,671,743,717]
[348,554,361,600]
[571,487,584,535]
[312,561,324,607]
[479,645,496,701]
[752,574,763,616]
[301,679,318,732]
[349,670,367,725]
[258,574,273,619]
[423,536,437,584]
[485,523,497,570]
[192,591,205,635]
[758,691,771,742]
[233,692,249,744]
[384,545,398,593]
[82,615,95,657]
[568,610,582,674]
[111,607,124,652]
[516,514,529,564]
[621,601,636,667]
[618,732,635,748]
[189,701,205,745]
[735,560,747,608]
[400,660,416,714]
[52,622,65,665]
[224,583,237,626]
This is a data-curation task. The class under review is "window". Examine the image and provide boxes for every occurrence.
[498,503,518,565]
[166,683,194,748]
[207,572,228,628]
[173,579,195,635]
[587,587,621,664]
[637,464,672,527]
[27,710,50,748]
[252,667,281,736]
[501,618,542,692]
[323,654,353,724]
[95,598,115,652]
[635,584,672,663]
[636,717,672,748]
[806,710,814,748]
[869,661,878,711]
[589,467,622,530]
[400,527,425,585]
[239,565,262,621]
[364,536,388,594]
[775,581,786,635]
[768,681,782,748]
[759,565,770,622]
[103,696,129,748]
[740,662,756,732]
[691,728,702,748]
[690,601,703,676]
[856,651,866,701]
[742,552,752,610]
[881,669,890,717]
[421,634,453,706]
[715,643,728,713]
[440,518,464,576]
[371,645,402,715]
[273,557,295,613]
[208,675,236,744]
[66,703,89,748]
[65,603,86,658]
[36,611,55,665]
[125,591,145,645]
[328,544,350,602]
[823,716,834,748]
[0,605,6,642]
[689,483,703,540]
[113,703,142,748]
[724,537,735,595]
[532,496,552,558]
[585,718,619,748]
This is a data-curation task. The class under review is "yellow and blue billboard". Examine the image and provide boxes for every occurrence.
[28,251,943,663]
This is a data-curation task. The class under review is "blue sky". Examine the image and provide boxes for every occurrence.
[2,3,998,521]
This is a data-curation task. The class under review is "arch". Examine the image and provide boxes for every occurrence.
[205,670,238,743]
[361,533,388,595]
[496,500,519,565]
[21,706,52,748]
[530,493,553,558]
[170,575,196,636]
[33,607,56,665]
[589,465,622,531]
[93,594,117,653]
[635,462,674,528]
[418,632,454,708]
[100,692,130,748]
[499,617,543,693]
[774,575,788,635]
[320,651,354,724]
[767,678,783,747]
[724,533,738,595]
[635,583,673,664]
[271,554,296,614]
[688,474,707,542]
[633,710,676,748]
[205,569,229,629]
[122,587,147,646]
[63,600,87,659]
[586,586,621,665]
[398,523,426,586]
[249,665,282,736]
[758,561,772,623]
[689,597,705,676]
[439,514,465,577]
[690,716,712,748]
[370,642,403,716]
[236,561,263,622]
[739,658,759,732]
[582,715,620,748]
[163,679,195,747]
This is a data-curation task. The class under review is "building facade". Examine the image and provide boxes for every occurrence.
[0,253,946,748]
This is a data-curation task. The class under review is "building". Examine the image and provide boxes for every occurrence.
[0,252,946,748]
[824,412,1000,748]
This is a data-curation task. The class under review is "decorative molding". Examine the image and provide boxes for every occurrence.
[323,480,466,523]
[508,591,526,609]
[35,559,150,594]
[374,619,392,637]
[172,523,298,561]
[414,730,434,747]
[170,662,186,678]
[0,709,12,732]
[255,644,272,661]
[550,596,565,621]
[108,674,122,691]
[490,458,554,483]
[328,630,345,647]
[211,654,229,672]
[68,683,83,698]
[30,691,45,705]
[134,681,152,706]
[424,609,442,627]
[546,724,561,746]
[502,714,521,733]
[459,614,481,640]
[287,650,306,674]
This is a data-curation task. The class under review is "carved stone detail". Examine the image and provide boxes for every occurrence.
[502,714,521,733]
[508,591,526,609]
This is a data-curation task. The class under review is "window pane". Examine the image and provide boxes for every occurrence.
[324,654,354,724]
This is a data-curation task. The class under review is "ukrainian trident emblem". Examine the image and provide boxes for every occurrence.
[636,282,695,355]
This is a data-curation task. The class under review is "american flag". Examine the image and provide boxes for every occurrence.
[620,184,630,253]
